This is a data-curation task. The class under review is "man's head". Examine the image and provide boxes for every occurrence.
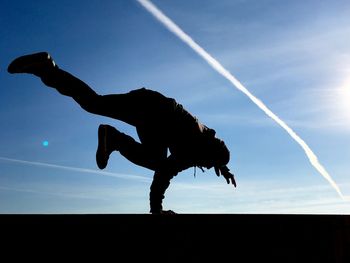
[213,137,230,167]
[201,137,230,169]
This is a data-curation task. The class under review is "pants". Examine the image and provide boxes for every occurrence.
[39,68,191,212]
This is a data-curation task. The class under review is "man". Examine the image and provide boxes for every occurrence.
[7,52,236,214]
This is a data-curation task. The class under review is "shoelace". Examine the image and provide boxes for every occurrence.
[194,166,205,177]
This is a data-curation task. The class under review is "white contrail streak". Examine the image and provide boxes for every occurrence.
[137,0,345,198]
[0,157,150,182]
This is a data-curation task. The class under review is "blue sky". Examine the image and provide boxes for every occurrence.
[1,0,350,214]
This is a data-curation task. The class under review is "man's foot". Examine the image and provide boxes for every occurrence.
[96,124,116,170]
[7,52,57,75]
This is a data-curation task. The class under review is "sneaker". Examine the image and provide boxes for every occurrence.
[96,124,115,170]
[7,52,57,75]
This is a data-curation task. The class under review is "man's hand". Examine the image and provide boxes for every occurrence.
[160,210,177,215]
[215,166,236,187]
[151,210,177,215]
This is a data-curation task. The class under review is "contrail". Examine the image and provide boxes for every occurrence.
[0,157,150,182]
[136,0,345,198]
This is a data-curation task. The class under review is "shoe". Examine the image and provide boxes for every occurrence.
[96,124,115,170]
[7,52,57,75]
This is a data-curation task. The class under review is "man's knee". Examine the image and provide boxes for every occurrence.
[78,94,104,114]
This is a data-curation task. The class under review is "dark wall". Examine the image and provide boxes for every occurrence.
[1,214,349,262]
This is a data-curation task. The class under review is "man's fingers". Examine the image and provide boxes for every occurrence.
[228,173,236,187]
[215,167,221,177]
[222,171,236,187]
[229,176,235,186]
[231,177,237,187]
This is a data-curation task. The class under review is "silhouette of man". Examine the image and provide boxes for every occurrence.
[7,52,236,214]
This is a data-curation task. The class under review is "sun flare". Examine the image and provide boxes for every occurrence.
[335,76,350,118]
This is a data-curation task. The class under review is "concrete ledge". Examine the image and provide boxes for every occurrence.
[1,214,349,262]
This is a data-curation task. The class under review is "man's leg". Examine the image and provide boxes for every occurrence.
[7,52,146,126]
[98,124,185,213]
[97,124,180,214]
[97,124,168,170]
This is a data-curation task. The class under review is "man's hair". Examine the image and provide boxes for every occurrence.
[213,138,230,166]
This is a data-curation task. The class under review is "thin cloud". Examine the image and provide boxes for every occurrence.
[0,157,150,183]
[0,185,108,201]
[136,0,345,199]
